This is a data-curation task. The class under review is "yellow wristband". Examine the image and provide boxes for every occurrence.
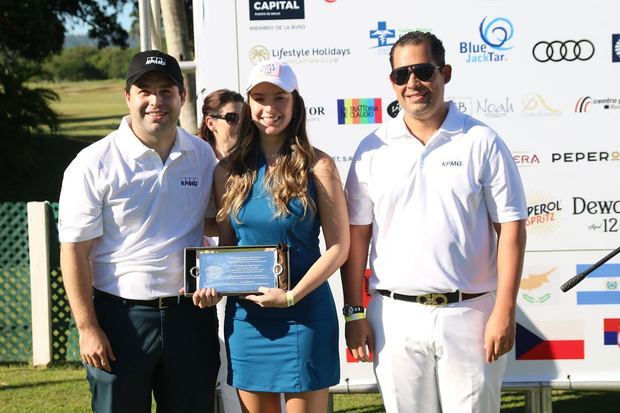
[285,291,295,307]
[345,312,366,322]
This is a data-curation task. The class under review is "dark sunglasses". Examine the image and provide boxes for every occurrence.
[389,63,444,85]
[208,112,239,125]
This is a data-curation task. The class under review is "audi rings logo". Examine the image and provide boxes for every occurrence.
[532,40,595,62]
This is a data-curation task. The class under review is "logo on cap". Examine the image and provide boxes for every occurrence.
[146,56,166,66]
[259,62,280,77]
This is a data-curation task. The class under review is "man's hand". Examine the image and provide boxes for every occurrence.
[192,288,222,308]
[79,326,116,372]
[484,307,516,363]
[345,318,374,362]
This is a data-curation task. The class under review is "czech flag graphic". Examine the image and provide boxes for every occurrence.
[516,322,585,360]
[604,319,620,345]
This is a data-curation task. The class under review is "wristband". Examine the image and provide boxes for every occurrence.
[285,291,295,307]
[345,312,366,322]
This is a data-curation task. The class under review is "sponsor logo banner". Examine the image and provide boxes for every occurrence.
[532,40,595,62]
[249,0,305,21]
[613,34,620,62]
[516,321,584,360]
[522,93,561,116]
[337,98,382,125]
[575,96,620,112]
[459,16,514,63]
[575,263,620,305]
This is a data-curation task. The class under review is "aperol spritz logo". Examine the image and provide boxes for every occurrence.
[526,193,562,236]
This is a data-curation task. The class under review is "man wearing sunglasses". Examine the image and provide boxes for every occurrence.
[342,31,527,412]
[58,50,220,412]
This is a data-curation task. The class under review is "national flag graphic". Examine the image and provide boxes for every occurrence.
[575,263,620,305]
[516,322,584,360]
[604,319,620,345]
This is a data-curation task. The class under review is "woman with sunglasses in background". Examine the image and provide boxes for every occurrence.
[199,89,244,160]
[198,88,245,413]
[194,60,349,413]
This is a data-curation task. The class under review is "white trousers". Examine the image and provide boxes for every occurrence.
[367,292,506,413]
[216,297,242,413]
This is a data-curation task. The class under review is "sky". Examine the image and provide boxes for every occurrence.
[65,2,134,35]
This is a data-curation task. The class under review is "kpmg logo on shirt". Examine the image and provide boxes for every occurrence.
[337,98,382,125]
[249,0,305,21]
[181,177,199,187]
[440,159,463,167]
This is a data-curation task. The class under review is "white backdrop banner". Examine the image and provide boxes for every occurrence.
[193,0,620,387]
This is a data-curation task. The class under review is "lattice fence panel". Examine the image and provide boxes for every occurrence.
[0,203,32,362]
[49,202,80,362]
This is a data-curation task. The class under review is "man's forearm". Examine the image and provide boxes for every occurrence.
[60,241,99,331]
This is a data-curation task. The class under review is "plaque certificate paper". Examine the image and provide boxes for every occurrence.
[184,245,290,296]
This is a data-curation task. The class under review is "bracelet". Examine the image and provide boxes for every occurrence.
[345,312,366,322]
[285,291,295,307]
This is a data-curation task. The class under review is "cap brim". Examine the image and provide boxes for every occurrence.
[246,79,295,93]
[127,67,183,89]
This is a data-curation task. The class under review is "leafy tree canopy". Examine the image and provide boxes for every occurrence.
[0,0,129,62]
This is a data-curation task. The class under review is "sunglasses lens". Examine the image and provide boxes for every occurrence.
[391,67,410,85]
[413,65,435,82]
[224,113,239,124]
[391,64,438,85]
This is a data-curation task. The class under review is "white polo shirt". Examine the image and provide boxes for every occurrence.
[58,116,217,299]
[345,101,527,295]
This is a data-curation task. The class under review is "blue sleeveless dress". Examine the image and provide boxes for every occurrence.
[224,153,340,392]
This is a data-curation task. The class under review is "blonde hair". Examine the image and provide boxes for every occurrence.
[217,90,317,222]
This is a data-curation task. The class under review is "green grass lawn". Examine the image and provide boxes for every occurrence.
[38,79,128,142]
[1,365,619,412]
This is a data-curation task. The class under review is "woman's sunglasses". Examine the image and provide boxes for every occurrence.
[208,112,240,125]
[389,63,444,86]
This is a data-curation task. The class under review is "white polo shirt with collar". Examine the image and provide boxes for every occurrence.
[345,101,527,296]
[58,116,217,299]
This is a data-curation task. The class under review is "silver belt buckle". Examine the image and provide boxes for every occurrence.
[158,297,168,309]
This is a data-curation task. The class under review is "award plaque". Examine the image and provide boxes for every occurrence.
[184,244,289,296]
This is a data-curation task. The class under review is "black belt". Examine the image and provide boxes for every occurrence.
[376,289,487,306]
[93,289,189,309]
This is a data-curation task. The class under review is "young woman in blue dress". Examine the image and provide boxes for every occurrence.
[194,60,349,412]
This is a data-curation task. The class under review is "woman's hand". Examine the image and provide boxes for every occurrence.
[192,288,222,308]
[244,287,288,308]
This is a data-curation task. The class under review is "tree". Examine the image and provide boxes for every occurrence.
[161,0,197,133]
[0,0,130,136]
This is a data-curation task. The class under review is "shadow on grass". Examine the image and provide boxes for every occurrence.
[60,115,124,124]
[61,123,122,132]
[336,407,385,413]
[551,391,620,413]
[0,378,84,391]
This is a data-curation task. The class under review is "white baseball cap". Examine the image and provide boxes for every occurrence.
[246,60,299,93]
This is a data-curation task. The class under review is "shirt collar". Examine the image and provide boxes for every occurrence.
[387,100,465,142]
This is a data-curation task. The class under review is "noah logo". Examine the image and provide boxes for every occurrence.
[441,160,463,167]
[146,56,166,66]
[181,177,199,187]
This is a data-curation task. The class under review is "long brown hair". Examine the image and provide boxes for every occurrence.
[217,90,317,222]
[199,89,244,147]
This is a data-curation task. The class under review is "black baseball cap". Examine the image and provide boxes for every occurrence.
[126,50,184,90]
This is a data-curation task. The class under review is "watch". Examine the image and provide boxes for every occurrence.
[342,304,365,317]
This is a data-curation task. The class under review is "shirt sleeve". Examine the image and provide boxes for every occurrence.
[481,136,528,223]
[58,156,104,243]
[345,144,374,225]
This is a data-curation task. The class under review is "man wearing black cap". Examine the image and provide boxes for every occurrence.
[58,50,220,412]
